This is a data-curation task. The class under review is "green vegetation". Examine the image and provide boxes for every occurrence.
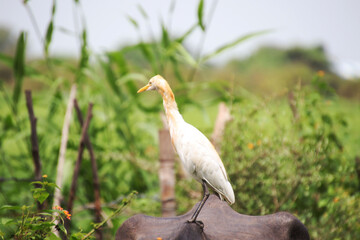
[0,1,359,239]
[222,81,360,239]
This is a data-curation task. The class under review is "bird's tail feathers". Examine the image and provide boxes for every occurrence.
[223,181,235,205]
[203,178,235,205]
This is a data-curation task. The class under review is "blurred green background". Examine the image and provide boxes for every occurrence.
[0,1,359,239]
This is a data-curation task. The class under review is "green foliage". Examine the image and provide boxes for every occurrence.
[200,30,271,64]
[12,31,27,113]
[0,177,137,239]
[0,178,67,239]
[197,0,205,31]
[44,0,56,58]
[220,80,359,239]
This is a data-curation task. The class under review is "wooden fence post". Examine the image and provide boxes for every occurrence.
[211,102,232,152]
[159,129,176,217]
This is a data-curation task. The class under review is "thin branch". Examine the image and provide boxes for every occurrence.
[81,192,137,240]
[67,102,93,215]
[74,99,102,239]
[52,85,76,237]
[25,90,44,211]
[53,84,77,209]
[25,90,42,181]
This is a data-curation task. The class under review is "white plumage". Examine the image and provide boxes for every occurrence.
[137,75,235,219]
[170,112,235,204]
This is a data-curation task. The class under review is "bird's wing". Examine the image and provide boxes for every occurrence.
[184,123,229,181]
[180,123,235,204]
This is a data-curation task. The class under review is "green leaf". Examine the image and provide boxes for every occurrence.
[44,21,54,56]
[138,43,158,73]
[176,24,197,44]
[100,55,122,96]
[321,114,332,126]
[12,31,27,112]
[161,25,170,48]
[117,73,147,87]
[199,30,271,63]
[39,212,53,217]
[33,189,49,204]
[170,57,185,83]
[137,4,148,19]
[57,223,67,235]
[0,205,23,211]
[31,181,44,186]
[1,218,18,226]
[3,114,14,130]
[108,51,129,75]
[46,233,61,240]
[170,42,197,67]
[197,0,205,31]
[127,16,139,29]
[51,0,56,15]
[46,182,60,189]
[44,0,56,56]
[78,29,89,80]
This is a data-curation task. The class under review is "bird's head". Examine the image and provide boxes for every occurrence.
[137,75,172,96]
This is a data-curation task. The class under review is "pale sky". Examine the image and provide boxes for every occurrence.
[1,0,360,78]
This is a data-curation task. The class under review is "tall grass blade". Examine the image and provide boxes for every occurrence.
[176,24,197,44]
[12,31,27,113]
[137,4,148,19]
[108,51,129,76]
[197,0,205,31]
[172,42,197,67]
[170,57,185,83]
[127,16,139,29]
[44,21,53,57]
[100,56,121,97]
[78,29,89,76]
[117,73,147,96]
[199,30,271,63]
[139,43,158,73]
[44,0,56,57]
[161,25,170,48]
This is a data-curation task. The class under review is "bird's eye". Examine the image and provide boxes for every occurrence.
[149,81,152,85]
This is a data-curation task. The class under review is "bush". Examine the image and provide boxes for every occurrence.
[221,78,360,239]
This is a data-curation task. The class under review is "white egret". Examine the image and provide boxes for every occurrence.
[137,75,235,224]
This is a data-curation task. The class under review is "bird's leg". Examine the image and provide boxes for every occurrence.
[187,180,210,227]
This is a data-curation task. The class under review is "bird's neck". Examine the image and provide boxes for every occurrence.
[160,88,184,128]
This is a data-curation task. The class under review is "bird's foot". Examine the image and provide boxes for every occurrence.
[187,219,204,229]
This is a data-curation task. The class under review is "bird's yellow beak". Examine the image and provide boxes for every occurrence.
[137,84,150,93]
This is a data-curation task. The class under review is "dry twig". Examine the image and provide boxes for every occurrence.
[53,84,77,209]
[25,90,42,181]
[74,99,102,239]
[25,90,44,210]
[67,102,93,214]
